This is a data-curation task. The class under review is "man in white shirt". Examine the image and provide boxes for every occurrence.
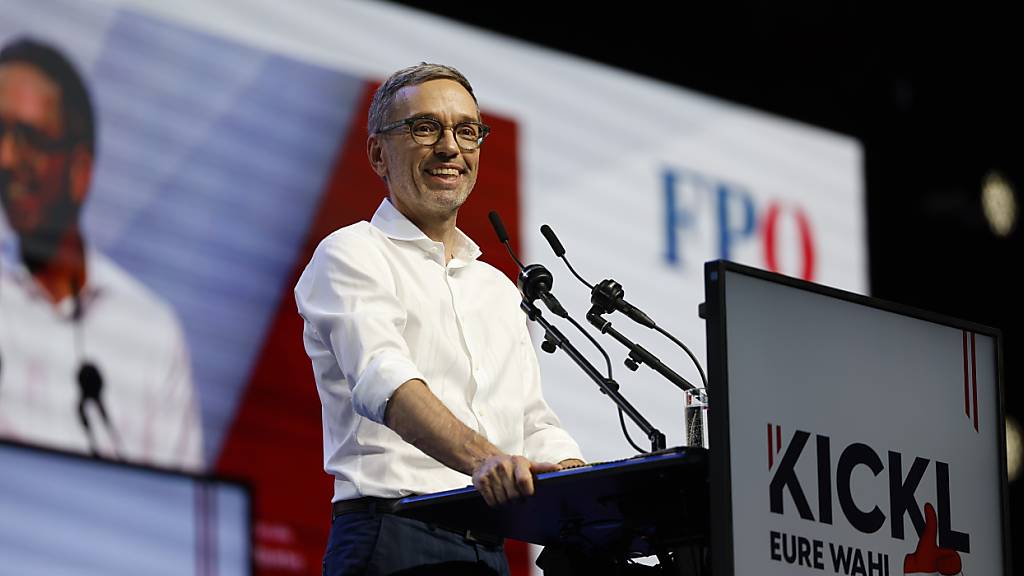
[295,63,584,575]
[0,38,202,471]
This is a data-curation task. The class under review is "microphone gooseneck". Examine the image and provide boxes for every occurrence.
[489,212,567,319]
[540,224,593,289]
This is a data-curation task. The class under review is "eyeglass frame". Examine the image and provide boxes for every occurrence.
[374,115,491,150]
[0,120,74,155]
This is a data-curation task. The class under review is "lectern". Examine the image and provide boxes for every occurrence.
[396,447,709,573]
[397,260,1012,576]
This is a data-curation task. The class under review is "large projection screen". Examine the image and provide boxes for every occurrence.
[0,1,865,572]
[703,260,1010,576]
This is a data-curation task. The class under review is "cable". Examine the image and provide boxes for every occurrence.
[618,405,648,455]
[563,314,648,454]
[654,324,707,389]
[563,314,611,377]
[542,224,708,401]
[557,254,594,290]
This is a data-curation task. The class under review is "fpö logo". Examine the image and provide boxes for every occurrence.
[663,166,815,279]
[766,424,969,576]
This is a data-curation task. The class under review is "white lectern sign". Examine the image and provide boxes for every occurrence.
[703,261,1011,576]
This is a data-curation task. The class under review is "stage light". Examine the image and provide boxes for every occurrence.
[1007,415,1021,483]
[981,171,1017,237]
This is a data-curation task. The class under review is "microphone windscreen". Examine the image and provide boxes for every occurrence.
[488,211,510,243]
[540,224,566,257]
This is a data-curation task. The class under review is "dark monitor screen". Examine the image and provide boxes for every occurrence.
[0,441,251,575]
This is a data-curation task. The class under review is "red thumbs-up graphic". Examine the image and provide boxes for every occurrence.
[904,502,962,575]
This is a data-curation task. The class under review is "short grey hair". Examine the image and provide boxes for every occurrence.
[367,62,478,134]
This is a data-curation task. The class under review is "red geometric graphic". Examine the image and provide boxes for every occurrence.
[971,333,978,432]
[962,332,970,419]
[903,502,963,575]
[961,331,979,432]
[767,423,782,469]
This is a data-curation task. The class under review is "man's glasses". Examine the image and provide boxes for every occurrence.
[376,116,490,151]
[0,121,71,155]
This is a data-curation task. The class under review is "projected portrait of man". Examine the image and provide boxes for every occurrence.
[0,37,202,471]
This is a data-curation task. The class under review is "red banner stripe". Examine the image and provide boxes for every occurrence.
[963,331,970,417]
[971,333,978,432]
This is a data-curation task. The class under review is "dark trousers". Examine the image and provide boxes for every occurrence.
[323,511,511,576]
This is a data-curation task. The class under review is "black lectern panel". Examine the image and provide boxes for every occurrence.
[394,447,708,557]
[703,260,1011,576]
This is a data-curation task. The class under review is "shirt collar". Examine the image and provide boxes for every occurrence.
[1,234,106,314]
[370,199,482,266]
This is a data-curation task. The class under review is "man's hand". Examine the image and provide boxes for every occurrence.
[472,455,559,507]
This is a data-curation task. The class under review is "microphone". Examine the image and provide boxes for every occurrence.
[539,224,565,257]
[488,211,568,319]
[71,289,121,459]
[539,224,655,328]
[77,360,122,460]
[488,211,520,266]
[493,213,668,452]
[77,363,105,432]
[539,223,708,400]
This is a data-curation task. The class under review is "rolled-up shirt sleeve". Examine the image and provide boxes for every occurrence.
[294,229,425,424]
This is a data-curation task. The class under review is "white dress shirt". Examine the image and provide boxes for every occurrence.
[0,240,203,472]
[295,199,583,502]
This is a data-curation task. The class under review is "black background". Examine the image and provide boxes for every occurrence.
[390,1,1022,569]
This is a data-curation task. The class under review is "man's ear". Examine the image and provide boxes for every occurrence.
[367,135,388,182]
[68,145,92,205]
